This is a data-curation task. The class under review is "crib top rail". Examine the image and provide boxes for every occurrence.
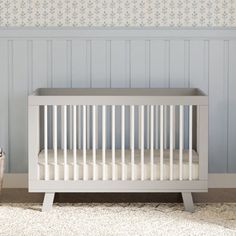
[28,88,208,106]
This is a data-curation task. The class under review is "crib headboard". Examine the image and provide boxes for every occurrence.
[0,28,236,173]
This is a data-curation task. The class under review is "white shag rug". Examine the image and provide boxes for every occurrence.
[0,203,236,236]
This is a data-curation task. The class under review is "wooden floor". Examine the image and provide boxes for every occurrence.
[1,189,236,203]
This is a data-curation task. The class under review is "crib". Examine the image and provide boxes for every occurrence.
[28,88,208,212]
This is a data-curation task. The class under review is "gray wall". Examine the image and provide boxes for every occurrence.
[0,28,236,173]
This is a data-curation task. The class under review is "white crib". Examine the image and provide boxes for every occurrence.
[28,88,208,212]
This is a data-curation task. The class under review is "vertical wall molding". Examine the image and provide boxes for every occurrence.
[106,40,111,88]
[166,40,170,88]
[27,40,33,94]
[86,40,91,88]
[224,40,230,172]
[7,40,13,172]
[66,40,72,88]
[184,40,190,88]
[145,40,151,88]
[47,40,52,88]
[0,28,236,173]
[125,40,131,88]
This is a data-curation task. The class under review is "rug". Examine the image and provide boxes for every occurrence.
[0,203,236,236]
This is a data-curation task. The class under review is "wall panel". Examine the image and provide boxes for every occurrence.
[0,40,9,172]
[150,40,169,88]
[91,40,110,88]
[71,40,89,88]
[130,41,148,88]
[32,40,48,90]
[170,40,187,87]
[228,40,236,172]
[52,40,69,88]
[209,40,228,173]
[9,41,28,172]
[189,40,209,93]
[111,40,129,88]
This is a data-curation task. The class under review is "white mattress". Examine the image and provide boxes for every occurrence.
[38,149,199,181]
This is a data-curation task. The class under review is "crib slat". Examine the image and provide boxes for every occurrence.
[170,105,174,181]
[83,105,87,180]
[140,105,144,181]
[69,106,73,150]
[78,105,81,149]
[96,106,98,149]
[147,106,150,149]
[112,105,116,180]
[150,105,154,180]
[179,105,184,181]
[102,105,106,180]
[53,105,58,180]
[155,105,159,149]
[61,106,64,149]
[189,105,193,181]
[173,107,176,149]
[160,105,164,181]
[44,105,48,180]
[130,105,135,180]
[164,105,167,149]
[92,105,96,180]
[63,105,68,180]
[73,105,77,181]
[121,105,125,180]
[139,107,141,149]
[87,106,90,149]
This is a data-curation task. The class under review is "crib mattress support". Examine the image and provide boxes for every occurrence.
[29,180,207,192]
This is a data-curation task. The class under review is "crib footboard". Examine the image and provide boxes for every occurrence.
[28,88,208,194]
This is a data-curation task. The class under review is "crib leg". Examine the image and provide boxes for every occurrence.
[42,192,55,212]
[181,192,194,213]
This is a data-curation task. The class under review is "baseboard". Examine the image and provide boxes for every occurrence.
[208,174,236,188]
[1,188,236,203]
[3,174,28,188]
[3,173,236,188]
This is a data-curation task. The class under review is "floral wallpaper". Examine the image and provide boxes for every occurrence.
[0,0,235,27]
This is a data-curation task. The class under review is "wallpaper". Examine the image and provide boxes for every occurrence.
[0,0,235,27]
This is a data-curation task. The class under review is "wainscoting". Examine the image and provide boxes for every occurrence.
[0,28,236,173]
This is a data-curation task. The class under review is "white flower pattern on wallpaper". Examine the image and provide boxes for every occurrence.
[0,0,235,27]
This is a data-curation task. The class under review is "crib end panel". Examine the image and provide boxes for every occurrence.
[28,105,40,182]
[198,105,208,181]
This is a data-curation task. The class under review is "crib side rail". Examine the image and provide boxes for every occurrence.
[28,95,208,106]
[28,94,208,184]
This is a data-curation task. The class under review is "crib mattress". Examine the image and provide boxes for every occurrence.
[38,149,199,181]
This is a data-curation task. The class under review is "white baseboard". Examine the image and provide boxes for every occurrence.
[2,173,236,189]
[208,174,236,188]
[3,174,28,188]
